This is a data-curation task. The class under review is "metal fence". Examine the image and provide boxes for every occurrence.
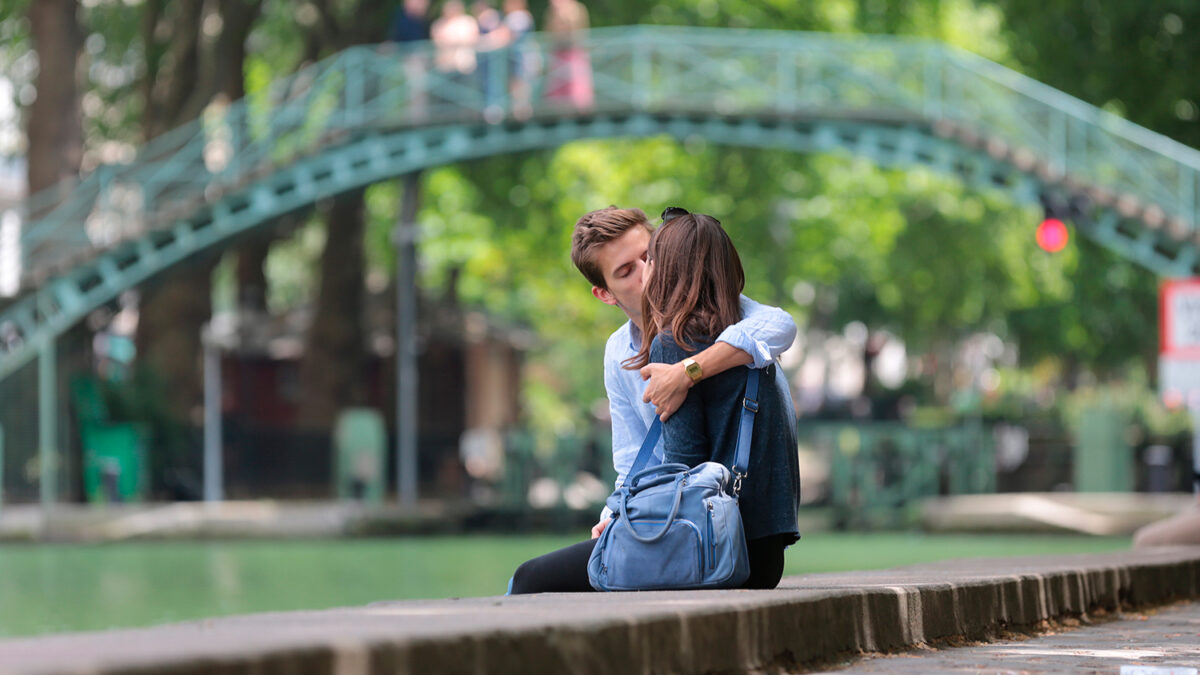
[800,420,995,528]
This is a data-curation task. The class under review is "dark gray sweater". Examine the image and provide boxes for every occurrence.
[651,333,801,543]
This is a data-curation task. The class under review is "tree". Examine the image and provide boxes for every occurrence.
[296,190,370,428]
[135,0,262,427]
[292,0,392,430]
[26,0,81,200]
[985,1,1193,380]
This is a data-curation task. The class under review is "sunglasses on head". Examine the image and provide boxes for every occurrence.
[660,206,689,223]
[660,207,721,227]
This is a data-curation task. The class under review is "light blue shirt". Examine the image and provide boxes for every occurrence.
[600,295,797,521]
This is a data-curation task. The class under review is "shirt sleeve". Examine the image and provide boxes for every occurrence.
[599,336,647,523]
[714,295,798,369]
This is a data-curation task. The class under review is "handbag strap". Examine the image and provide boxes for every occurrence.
[731,366,760,495]
[623,367,761,489]
[624,414,663,483]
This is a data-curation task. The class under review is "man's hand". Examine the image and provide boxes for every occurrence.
[641,362,692,421]
[591,519,610,539]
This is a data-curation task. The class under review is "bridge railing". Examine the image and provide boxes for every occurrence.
[799,419,995,529]
[10,26,1200,298]
[937,48,1199,232]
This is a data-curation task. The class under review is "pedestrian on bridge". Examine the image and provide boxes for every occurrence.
[432,0,480,105]
[387,0,432,120]
[472,1,505,120]
[543,0,592,110]
[502,0,536,119]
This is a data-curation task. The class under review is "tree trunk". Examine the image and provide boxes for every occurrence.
[26,0,82,201]
[25,0,85,505]
[136,262,215,424]
[135,0,261,425]
[134,0,212,426]
[297,189,368,430]
[140,0,205,139]
[235,236,271,313]
[216,0,275,315]
[214,0,257,101]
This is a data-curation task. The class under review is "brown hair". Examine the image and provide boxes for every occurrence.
[570,206,652,289]
[625,212,744,369]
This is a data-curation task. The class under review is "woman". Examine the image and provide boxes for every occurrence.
[509,210,800,593]
[624,210,800,588]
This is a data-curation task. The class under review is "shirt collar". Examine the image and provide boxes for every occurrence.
[626,320,643,353]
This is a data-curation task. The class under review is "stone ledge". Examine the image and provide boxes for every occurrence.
[2,547,1199,675]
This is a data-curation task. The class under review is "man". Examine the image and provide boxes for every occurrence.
[570,206,797,538]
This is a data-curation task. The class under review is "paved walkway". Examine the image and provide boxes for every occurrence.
[821,601,1200,674]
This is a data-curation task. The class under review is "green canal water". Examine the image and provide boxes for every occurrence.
[0,532,1130,638]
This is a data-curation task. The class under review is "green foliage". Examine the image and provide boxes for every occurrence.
[0,0,29,52]
[983,1,1185,375]
[983,364,1190,456]
[374,130,1089,424]
[987,2,1200,148]
[1060,372,1192,442]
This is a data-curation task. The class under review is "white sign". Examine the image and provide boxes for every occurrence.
[1159,280,1200,408]
[1166,284,1200,352]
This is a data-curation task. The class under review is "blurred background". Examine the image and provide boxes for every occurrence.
[0,0,1197,638]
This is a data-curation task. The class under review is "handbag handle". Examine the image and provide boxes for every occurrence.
[629,462,691,491]
[618,473,687,543]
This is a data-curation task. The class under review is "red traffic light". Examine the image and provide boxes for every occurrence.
[1036,218,1069,253]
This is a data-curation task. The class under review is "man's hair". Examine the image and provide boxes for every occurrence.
[570,206,652,289]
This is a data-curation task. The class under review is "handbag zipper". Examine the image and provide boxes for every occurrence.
[706,501,715,570]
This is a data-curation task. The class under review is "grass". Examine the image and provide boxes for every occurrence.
[0,532,1130,637]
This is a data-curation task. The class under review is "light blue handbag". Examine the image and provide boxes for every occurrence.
[587,368,760,591]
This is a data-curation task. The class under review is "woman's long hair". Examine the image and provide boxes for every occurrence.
[624,212,745,369]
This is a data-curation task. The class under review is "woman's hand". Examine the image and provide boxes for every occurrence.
[640,362,693,421]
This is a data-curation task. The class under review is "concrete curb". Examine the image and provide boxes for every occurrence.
[2,547,1199,674]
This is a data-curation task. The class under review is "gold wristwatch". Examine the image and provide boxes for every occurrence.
[681,357,703,383]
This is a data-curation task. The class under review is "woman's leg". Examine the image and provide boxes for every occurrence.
[508,539,598,594]
[742,534,791,589]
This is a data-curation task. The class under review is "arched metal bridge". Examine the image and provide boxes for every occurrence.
[4,25,1200,383]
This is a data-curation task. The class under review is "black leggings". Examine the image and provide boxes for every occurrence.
[508,533,791,594]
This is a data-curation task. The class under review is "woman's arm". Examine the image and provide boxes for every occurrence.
[640,296,795,421]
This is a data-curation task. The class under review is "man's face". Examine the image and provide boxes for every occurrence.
[591,226,650,325]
